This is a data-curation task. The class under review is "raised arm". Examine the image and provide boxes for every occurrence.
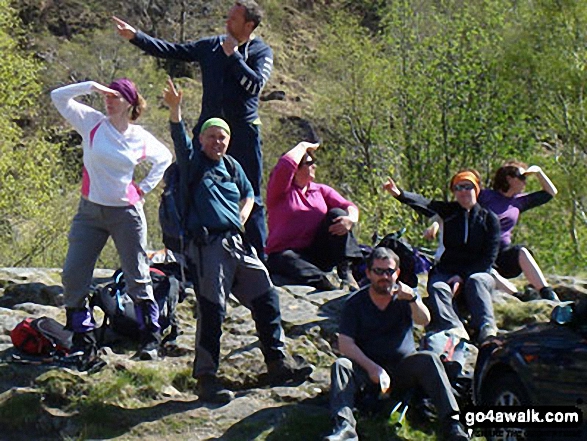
[114,16,205,62]
[163,78,194,164]
[266,141,319,207]
[163,78,182,124]
[525,165,558,197]
[383,177,439,218]
[50,81,105,134]
[112,16,137,40]
[285,140,320,164]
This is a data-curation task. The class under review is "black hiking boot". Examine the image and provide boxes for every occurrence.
[315,275,338,292]
[135,340,160,361]
[539,286,560,302]
[515,285,541,301]
[68,331,106,372]
[133,331,161,361]
[441,419,469,441]
[195,375,235,404]
[266,355,314,386]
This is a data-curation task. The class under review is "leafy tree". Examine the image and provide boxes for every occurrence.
[312,1,536,245]
[496,0,587,270]
[0,0,72,266]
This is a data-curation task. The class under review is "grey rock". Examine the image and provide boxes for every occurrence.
[13,302,62,317]
[1,282,64,307]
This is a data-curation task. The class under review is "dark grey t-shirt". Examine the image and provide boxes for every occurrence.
[339,287,416,368]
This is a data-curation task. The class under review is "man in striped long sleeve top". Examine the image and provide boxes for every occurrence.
[113,0,273,259]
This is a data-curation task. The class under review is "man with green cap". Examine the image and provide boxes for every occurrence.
[163,79,312,404]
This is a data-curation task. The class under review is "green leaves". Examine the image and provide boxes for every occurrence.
[311,1,586,270]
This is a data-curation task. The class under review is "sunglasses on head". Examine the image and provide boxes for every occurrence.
[453,183,475,191]
[371,267,397,276]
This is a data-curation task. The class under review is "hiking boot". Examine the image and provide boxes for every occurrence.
[539,286,560,302]
[135,340,160,361]
[517,285,541,301]
[316,275,338,292]
[266,356,314,386]
[70,331,98,359]
[323,420,358,441]
[196,375,234,404]
[441,419,469,441]
[478,323,498,343]
[339,275,360,292]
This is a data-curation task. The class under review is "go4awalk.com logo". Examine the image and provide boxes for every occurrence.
[461,406,583,439]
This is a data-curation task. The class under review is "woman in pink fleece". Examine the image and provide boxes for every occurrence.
[51,78,172,365]
[265,141,362,291]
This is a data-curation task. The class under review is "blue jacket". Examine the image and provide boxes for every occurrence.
[132,32,273,133]
[170,121,253,234]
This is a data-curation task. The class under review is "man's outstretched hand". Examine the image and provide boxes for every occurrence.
[112,16,137,40]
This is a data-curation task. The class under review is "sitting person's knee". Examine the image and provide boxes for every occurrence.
[429,281,452,293]
[326,207,348,223]
[465,272,494,287]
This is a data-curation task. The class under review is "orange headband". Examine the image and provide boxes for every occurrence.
[450,171,480,195]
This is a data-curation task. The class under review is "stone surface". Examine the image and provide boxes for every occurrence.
[0,268,586,440]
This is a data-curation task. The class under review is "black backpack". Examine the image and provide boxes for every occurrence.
[376,232,432,288]
[159,155,238,253]
[90,264,185,343]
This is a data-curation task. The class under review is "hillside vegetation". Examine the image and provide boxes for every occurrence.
[1,0,586,274]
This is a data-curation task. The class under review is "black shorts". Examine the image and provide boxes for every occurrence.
[494,244,527,279]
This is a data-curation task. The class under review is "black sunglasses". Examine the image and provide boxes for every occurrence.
[453,183,475,191]
[371,267,397,276]
[515,173,527,181]
[299,158,316,167]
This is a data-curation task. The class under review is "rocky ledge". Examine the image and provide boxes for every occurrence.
[0,268,585,440]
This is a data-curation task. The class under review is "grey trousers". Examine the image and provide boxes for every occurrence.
[186,232,286,377]
[426,269,496,333]
[329,353,460,427]
[62,198,154,308]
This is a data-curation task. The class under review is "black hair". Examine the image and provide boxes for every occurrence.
[366,247,400,270]
[236,0,264,29]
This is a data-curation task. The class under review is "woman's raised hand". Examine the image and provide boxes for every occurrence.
[91,83,119,98]
[383,177,401,197]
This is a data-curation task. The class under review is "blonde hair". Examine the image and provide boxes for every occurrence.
[130,93,146,121]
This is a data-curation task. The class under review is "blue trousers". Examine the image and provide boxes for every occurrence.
[426,268,495,333]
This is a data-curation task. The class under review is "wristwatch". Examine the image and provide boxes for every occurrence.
[408,292,418,303]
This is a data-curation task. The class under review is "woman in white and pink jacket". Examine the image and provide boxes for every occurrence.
[51,78,172,366]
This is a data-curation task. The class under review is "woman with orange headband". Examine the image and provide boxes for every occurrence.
[383,170,500,343]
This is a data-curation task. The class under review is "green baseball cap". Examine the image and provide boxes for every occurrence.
[200,117,231,135]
